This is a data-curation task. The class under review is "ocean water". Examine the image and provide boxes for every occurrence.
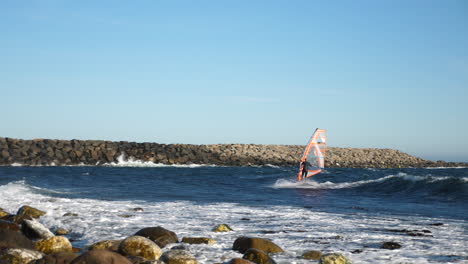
[0,160,467,264]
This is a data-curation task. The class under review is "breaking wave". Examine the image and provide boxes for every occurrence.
[273,172,468,200]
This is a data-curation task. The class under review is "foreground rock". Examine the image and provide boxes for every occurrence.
[212,224,233,232]
[302,250,322,260]
[381,241,402,250]
[21,219,55,240]
[0,208,10,218]
[0,219,20,232]
[319,253,352,264]
[0,229,35,249]
[88,239,122,251]
[226,258,255,264]
[233,237,284,254]
[32,251,79,264]
[0,248,43,264]
[160,249,198,264]
[16,205,46,220]
[134,226,178,248]
[70,249,132,264]
[242,248,276,264]
[181,237,217,245]
[35,236,73,254]
[118,236,162,260]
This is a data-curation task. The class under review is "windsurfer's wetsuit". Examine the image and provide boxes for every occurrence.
[301,161,310,179]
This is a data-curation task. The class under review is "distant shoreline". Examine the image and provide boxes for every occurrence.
[0,137,466,168]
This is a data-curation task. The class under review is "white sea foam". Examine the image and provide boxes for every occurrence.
[0,181,466,264]
[103,153,217,168]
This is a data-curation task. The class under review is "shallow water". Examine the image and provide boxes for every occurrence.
[0,163,467,263]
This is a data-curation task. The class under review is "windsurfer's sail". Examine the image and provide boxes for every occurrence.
[297,128,327,181]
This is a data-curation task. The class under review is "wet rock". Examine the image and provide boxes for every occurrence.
[233,237,284,254]
[381,241,401,250]
[226,258,255,264]
[134,226,178,248]
[0,229,35,249]
[16,205,46,220]
[35,236,73,254]
[0,209,10,218]
[22,219,55,240]
[31,251,79,264]
[0,219,20,232]
[319,253,352,264]
[118,236,162,260]
[242,248,276,264]
[302,250,322,260]
[181,237,217,245]
[63,212,78,217]
[88,240,122,251]
[56,228,70,236]
[70,249,132,264]
[118,214,134,218]
[132,208,144,212]
[212,224,233,232]
[0,248,44,264]
[160,249,197,264]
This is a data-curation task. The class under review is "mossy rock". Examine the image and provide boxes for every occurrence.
[119,236,162,260]
[212,224,233,232]
[319,253,352,264]
[233,237,283,254]
[181,237,217,245]
[0,208,10,218]
[35,236,72,254]
[16,205,46,219]
[88,239,122,251]
[242,248,276,264]
[226,258,255,264]
[134,226,178,248]
[70,249,131,264]
[0,248,44,264]
[160,249,198,264]
[302,250,322,260]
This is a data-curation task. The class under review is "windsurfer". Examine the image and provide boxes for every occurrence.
[301,160,311,179]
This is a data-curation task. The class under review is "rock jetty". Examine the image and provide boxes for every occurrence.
[0,137,464,168]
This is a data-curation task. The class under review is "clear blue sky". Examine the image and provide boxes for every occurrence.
[1,0,467,162]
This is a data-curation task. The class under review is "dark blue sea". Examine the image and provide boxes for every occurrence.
[0,164,467,263]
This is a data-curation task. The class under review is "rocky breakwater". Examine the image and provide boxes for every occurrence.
[0,137,465,168]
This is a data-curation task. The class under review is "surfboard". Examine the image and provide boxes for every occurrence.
[297,128,327,181]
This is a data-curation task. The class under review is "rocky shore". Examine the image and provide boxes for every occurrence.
[2,205,390,264]
[0,137,465,168]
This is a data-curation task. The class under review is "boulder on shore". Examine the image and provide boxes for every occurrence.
[233,237,284,254]
[0,229,35,250]
[319,253,352,264]
[21,219,55,240]
[35,236,73,254]
[118,236,162,260]
[16,205,46,220]
[212,224,233,232]
[70,249,132,264]
[181,237,217,245]
[134,226,178,248]
[160,249,198,264]
[31,251,79,264]
[0,248,44,264]
[242,248,277,264]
